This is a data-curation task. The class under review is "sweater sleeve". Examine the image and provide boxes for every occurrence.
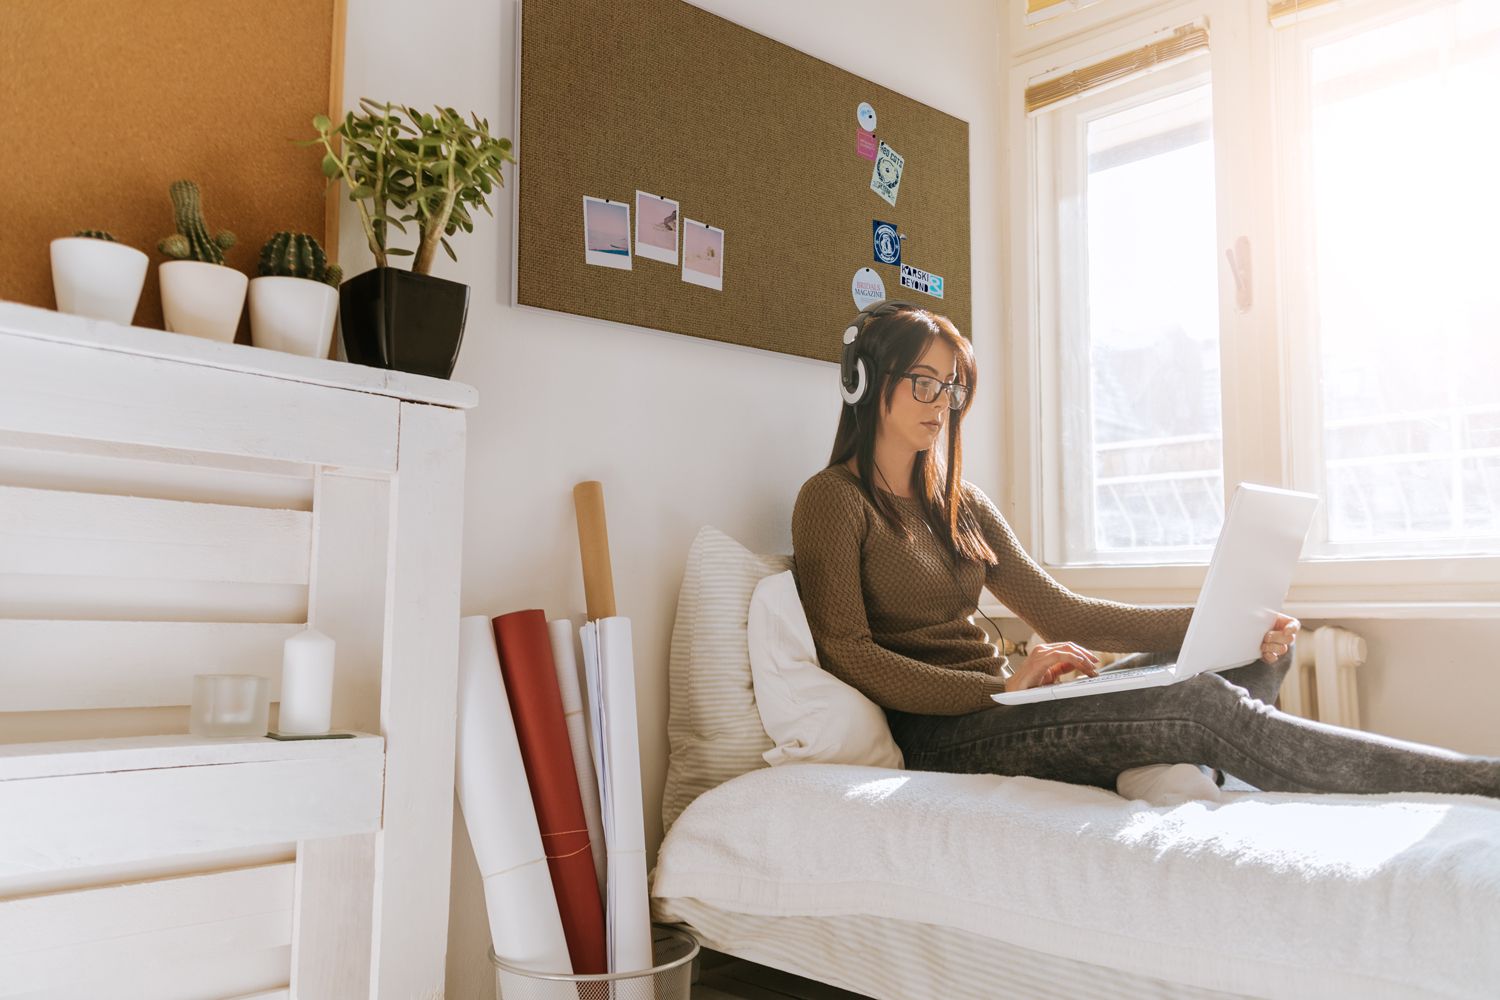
[791,474,1007,716]
[966,483,1193,653]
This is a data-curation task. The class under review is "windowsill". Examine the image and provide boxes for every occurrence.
[980,600,1500,622]
[1029,557,1500,613]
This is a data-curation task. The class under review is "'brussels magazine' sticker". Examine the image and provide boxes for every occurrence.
[857,129,878,160]
[872,220,901,266]
[900,262,943,299]
[852,267,886,309]
[870,141,904,207]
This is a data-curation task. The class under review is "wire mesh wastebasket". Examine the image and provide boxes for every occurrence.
[489,925,699,1000]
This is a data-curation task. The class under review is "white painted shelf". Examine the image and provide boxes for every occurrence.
[0,299,477,410]
[1,302,472,998]
[0,731,384,781]
[0,733,386,878]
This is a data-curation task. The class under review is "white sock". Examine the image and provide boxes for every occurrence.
[1116,763,1222,806]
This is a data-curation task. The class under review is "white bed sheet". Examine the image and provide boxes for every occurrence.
[654,896,1252,1000]
[651,764,1500,1000]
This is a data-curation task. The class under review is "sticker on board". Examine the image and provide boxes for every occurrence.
[870,141,904,207]
[900,262,943,299]
[635,190,679,265]
[583,195,632,269]
[852,267,886,309]
[872,220,900,266]
[857,101,877,132]
[856,129,878,160]
[682,219,724,291]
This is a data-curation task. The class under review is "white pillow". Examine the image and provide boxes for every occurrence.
[748,571,904,769]
[661,526,791,835]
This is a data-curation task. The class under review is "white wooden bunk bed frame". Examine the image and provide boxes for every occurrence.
[0,302,474,1000]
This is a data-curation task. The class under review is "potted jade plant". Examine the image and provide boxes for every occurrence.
[307,98,515,379]
[248,232,343,358]
[49,230,150,325]
[156,180,246,342]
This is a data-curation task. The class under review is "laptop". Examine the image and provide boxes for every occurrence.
[990,483,1319,705]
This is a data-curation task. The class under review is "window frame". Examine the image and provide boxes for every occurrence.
[1001,0,1500,609]
[1274,0,1500,563]
[1042,51,1225,567]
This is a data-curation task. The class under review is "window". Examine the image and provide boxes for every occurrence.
[1008,0,1500,599]
[1276,0,1500,558]
[1048,60,1224,563]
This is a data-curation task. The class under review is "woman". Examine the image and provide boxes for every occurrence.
[791,299,1500,797]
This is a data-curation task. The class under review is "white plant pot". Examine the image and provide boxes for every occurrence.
[248,275,339,358]
[159,260,249,342]
[50,237,150,325]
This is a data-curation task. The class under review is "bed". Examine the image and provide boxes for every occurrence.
[648,527,1500,1000]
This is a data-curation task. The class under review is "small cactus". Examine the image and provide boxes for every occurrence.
[258,231,342,287]
[73,229,118,242]
[158,180,236,264]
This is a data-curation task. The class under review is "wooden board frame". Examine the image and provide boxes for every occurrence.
[513,0,972,362]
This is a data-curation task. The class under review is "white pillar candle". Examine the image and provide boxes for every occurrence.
[279,627,336,735]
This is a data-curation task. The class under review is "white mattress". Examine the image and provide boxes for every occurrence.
[654,896,1247,1000]
[651,764,1500,1000]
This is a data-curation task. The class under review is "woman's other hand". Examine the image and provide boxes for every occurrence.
[1261,614,1300,663]
[1004,641,1101,692]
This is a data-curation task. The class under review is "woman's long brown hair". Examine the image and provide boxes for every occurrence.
[827,302,998,566]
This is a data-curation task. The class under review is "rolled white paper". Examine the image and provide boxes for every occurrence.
[581,617,653,976]
[548,616,608,904]
[279,627,335,735]
[456,616,572,979]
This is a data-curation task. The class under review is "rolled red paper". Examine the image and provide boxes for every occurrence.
[494,608,607,975]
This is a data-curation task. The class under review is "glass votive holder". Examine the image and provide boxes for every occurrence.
[191,673,270,737]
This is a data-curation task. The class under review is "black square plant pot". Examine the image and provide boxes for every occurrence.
[339,267,471,380]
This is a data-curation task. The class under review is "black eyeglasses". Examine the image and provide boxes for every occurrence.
[897,372,969,410]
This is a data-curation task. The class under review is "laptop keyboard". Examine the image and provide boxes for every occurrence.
[1063,665,1171,686]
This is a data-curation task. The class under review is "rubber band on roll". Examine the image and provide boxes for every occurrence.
[545,842,595,860]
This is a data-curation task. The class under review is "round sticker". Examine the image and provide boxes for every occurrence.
[852,267,886,310]
[873,221,900,266]
[857,101,877,132]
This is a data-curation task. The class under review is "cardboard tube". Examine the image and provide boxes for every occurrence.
[573,481,617,620]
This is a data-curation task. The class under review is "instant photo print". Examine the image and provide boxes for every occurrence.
[635,190,680,265]
[583,195,633,269]
[682,219,724,291]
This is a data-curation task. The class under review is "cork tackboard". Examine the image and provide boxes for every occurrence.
[2,0,346,341]
[515,0,971,363]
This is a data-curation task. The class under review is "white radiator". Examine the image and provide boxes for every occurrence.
[1278,626,1367,729]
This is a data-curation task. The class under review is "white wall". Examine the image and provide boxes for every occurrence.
[339,1,1006,994]
[1316,617,1500,759]
[341,3,1497,996]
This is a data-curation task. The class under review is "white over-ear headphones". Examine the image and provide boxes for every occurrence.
[839,299,921,407]
[839,321,867,405]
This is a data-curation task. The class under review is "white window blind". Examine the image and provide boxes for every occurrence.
[1025,24,1209,113]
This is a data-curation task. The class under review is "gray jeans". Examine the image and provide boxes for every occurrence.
[884,647,1500,798]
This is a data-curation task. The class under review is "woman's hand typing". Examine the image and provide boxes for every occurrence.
[1004,640,1101,693]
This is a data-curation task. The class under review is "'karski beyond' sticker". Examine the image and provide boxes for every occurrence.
[900,262,943,299]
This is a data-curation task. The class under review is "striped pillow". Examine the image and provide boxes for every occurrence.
[662,526,792,835]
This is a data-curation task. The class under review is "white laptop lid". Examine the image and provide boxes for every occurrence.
[1172,483,1319,677]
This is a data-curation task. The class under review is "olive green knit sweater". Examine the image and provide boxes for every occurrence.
[790,465,1194,715]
